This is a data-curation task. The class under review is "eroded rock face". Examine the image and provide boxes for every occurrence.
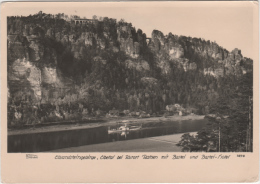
[125,59,150,71]
[152,30,165,51]
[151,31,184,59]
[81,33,94,46]
[27,36,44,61]
[97,38,106,49]
[134,42,140,56]
[117,25,132,39]
[218,48,246,76]
[141,77,158,87]
[165,36,184,59]
[94,56,107,65]
[157,60,171,74]
[42,67,62,86]
[115,24,144,58]
[9,58,68,102]
[168,45,184,59]
[119,38,140,58]
[46,28,55,38]
[11,59,42,100]
[8,35,29,61]
[150,30,252,76]
[7,14,253,109]
[182,61,197,72]
[204,67,224,78]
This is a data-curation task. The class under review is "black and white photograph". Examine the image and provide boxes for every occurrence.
[6,2,255,154]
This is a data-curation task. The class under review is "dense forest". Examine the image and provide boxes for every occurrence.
[7,12,253,151]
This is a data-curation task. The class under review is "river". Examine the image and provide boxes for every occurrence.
[8,118,208,152]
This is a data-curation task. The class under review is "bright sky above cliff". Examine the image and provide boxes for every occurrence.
[6,1,258,62]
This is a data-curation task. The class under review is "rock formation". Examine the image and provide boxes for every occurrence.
[7,12,253,114]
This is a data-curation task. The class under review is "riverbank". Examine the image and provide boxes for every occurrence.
[8,114,204,135]
[51,132,197,152]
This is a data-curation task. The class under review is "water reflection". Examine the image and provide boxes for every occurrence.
[107,119,208,142]
[8,118,208,152]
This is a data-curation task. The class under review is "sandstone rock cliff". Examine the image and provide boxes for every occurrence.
[7,12,253,111]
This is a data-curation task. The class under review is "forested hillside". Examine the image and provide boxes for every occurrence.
[7,11,253,128]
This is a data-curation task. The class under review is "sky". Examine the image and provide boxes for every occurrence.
[5,1,258,61]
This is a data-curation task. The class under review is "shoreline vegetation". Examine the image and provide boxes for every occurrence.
[8,114,204,135]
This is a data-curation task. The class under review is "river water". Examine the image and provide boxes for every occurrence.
[107,119,208,142]
[8,118,208,152]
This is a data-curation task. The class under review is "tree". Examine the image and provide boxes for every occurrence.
[177,72,253,152]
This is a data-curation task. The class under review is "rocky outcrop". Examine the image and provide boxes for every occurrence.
[157,59,171,74]
[93,56,107,65]
[150,30,252,76]
[116,25,141,58]
[10,59,42,100]
[168,44,184,59]
[117,24,132,39]
[151,30,165,52]
[165,35,184,59]
[41,67,62,86]
[150,30,184,59]
[7,35,29,61]
[119,38,140,58]
[141,77,158,87]
[7,12,253,108]
[204,67,224,78]
[125,59,150,71]
[9,56,69,102]
[27,35,44,61]
[81,32,95,46]
[182,61,197,72]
